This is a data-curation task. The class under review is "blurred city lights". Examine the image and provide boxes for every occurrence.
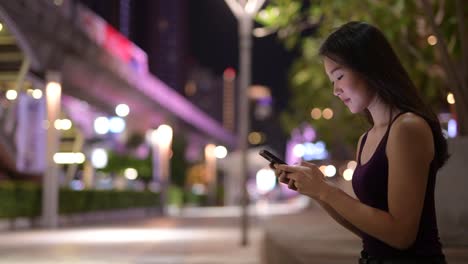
[214,145,228,159]
[124,168,138,180]
[302,141,328,160]
[46,81,61,97]
[192,183,206,195]
[153,124,173,147]
[311,108,321,120]
[223,67,236,81]
[302,126,316,142]
[0,23,3,32]
[115,104,130,117]
[53,152,85,164]
[54,0,63,6]
[427,35,437,46]
[343,169,354,181]
[109,117,126,133]
[249,85,271,99]
[293,143,306,158]
[54,119,72,130]
[324,165,337,177]
[322,108,334,120]
[6,90,17,100]
[447,93,455,105]
[248,131,263,145]
[448,119,457,138]
[70,179,84,190]
[94,117,110,135]
[347,160,357,170]
[91,148,108,169]
[205,144,216,159]
[184,81,197,96]
[256,168,276,194]
[32,89,43,99]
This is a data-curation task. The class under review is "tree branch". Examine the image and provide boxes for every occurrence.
[456,0,468,92]
[421,0,468,134]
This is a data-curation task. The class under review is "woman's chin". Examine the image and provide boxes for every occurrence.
[348,106,363,114]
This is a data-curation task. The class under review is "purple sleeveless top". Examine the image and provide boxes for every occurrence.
[352,112,444,257]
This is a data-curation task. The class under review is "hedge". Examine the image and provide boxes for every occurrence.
[0,181,160,218]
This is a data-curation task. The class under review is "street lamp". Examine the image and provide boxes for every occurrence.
[224,0,266,246]
[151,124,173,214]
[43,72,62,228]
[205,144,217,205]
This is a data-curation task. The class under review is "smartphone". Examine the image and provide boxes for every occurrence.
[259,149,296,190]
[259,149,286,165]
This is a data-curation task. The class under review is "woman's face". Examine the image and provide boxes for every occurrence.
[323,56,375,113]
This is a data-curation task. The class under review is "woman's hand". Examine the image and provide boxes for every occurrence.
[269,163,297,190]
[276,161,329,200]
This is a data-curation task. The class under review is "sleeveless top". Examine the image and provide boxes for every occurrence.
[352,112,444,258]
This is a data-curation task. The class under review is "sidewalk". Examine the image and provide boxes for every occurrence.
[262,204,468,264]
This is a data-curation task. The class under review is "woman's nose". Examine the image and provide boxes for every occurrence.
[333,83,342,96]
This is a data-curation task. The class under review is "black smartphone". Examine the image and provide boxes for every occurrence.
[259,149,286,165]
[259,149,296,190]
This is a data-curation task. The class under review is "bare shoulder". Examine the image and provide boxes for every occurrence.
[388,112,434,156]
[391,112,432,138]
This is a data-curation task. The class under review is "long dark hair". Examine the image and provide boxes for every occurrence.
[319,21,448,169]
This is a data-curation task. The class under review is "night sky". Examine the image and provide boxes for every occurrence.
[187,0,295,112]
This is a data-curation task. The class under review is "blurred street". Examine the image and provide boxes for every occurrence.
[0,198,309,264]
[1,197,468,264]
[0,212,262,264]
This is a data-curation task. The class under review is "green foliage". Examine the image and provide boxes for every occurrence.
[100,149,152,183]
[257,0,459,158]
[101,132,188,187]
[0,181,159,218]
[168,185,184,207]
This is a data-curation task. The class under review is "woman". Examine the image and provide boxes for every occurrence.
[274,21,448,263]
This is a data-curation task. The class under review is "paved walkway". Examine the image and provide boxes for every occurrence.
[0,217,262,264]
[1,198,467,264]
[263,205,468,264]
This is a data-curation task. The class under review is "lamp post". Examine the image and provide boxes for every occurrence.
[224,0,265,246]
[204,144,217,205]
[151,124,173,214]
[43,71,62,228]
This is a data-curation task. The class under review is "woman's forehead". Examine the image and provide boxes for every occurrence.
[323,57,343,75]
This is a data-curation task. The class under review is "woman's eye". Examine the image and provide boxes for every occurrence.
[337,75,343,80]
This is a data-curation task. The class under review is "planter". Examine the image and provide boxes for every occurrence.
[436,136,468,246]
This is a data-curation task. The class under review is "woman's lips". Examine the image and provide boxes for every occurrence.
[343,98,351,104]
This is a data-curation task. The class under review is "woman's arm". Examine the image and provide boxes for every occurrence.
[280,114,434,249]
[316,199,363,238]
[313,133,366,238]
[319,114,433,249]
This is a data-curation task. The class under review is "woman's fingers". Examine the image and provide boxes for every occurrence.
[278,171,289,184]
[288,178,296,189]
[276,164,299,173]
[269,162,276,170]
[300,160,316,169]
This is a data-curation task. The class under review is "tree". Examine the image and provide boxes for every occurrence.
[257,0,467,158]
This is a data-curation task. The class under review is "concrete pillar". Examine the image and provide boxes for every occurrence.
[42,71,61,228]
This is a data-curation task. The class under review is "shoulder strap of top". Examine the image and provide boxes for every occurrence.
[358,111,407,165]
[385,112,407,134]
[383,111,408,140]
[358,132,369,165]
